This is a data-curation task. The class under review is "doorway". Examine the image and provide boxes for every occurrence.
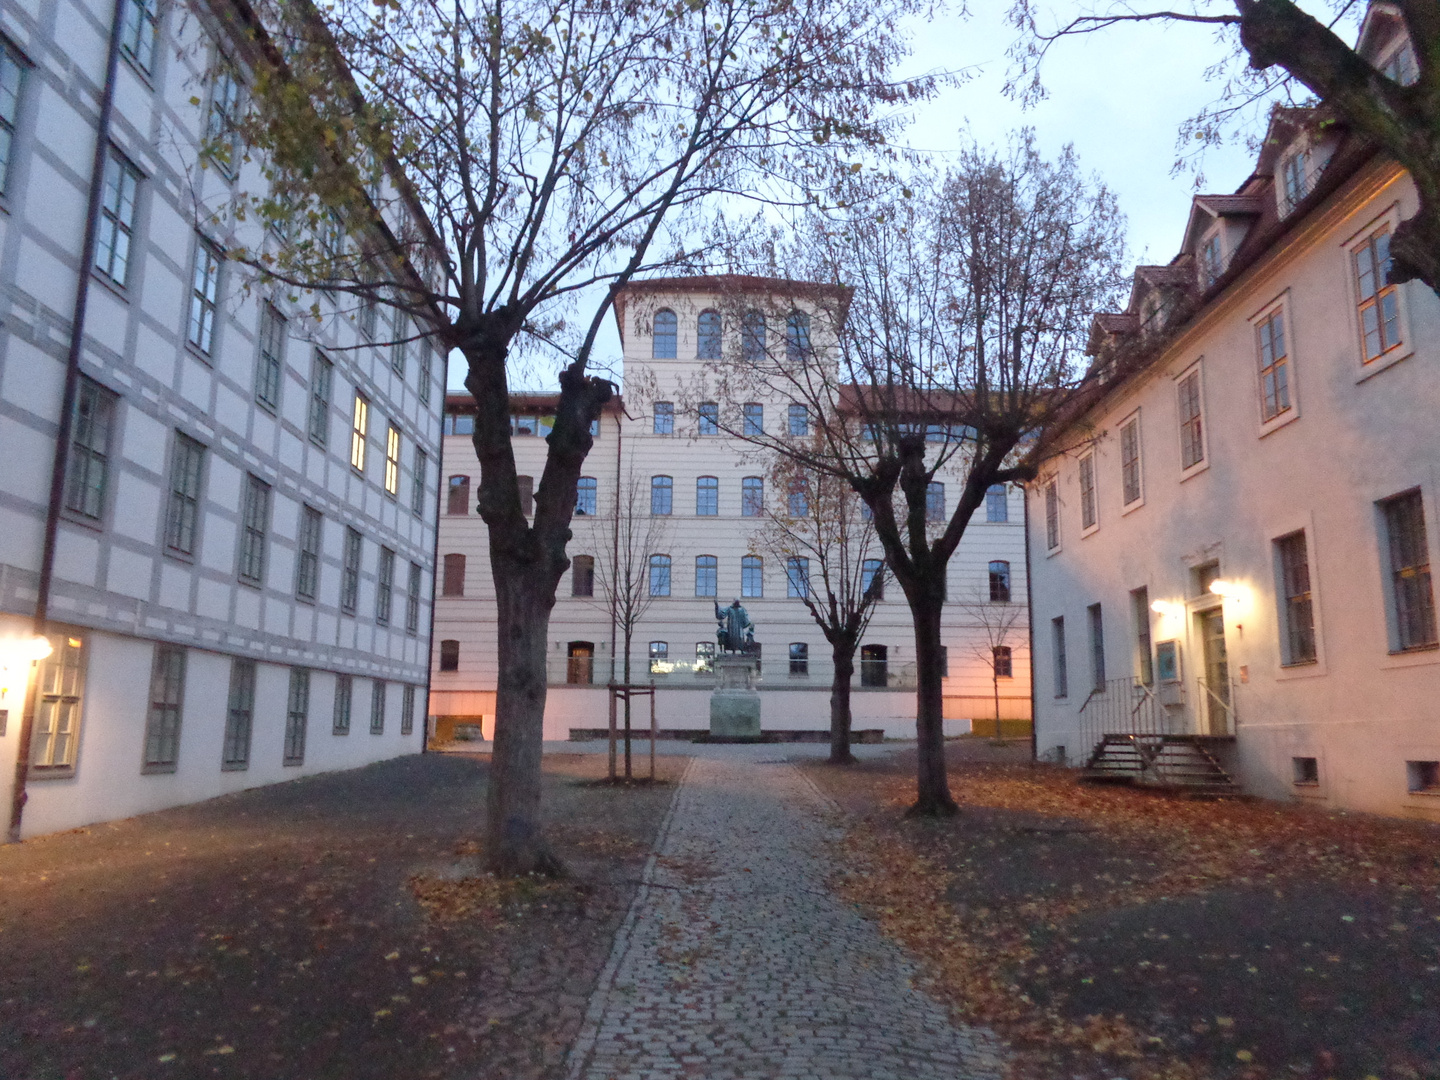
[567,641,594,685]
[1196,609,1230,735]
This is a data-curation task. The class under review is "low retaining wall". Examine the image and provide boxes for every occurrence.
[567,727,887,744]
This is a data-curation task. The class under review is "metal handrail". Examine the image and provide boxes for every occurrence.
[1195,677,1236,735]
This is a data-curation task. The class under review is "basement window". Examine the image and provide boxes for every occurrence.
[1407,760,1440,795]
[1291,756,1319,787]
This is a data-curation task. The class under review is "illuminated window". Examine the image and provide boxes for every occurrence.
[32,634,86,771]
[350,394,369,473]
[384,423,401,495]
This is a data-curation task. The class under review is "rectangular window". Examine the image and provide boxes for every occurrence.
[1275,532,1317,664]
[120,0,159,72]
[447,474,470,516]
[308,351,333,447]
[222,658,254,770]
[341,527,362,614]
[1087,603,1106,691]
[442,552,465,597]
[1200,233,1222,287]
[1382,490,1437,651]
[401,684,416,736]
[0,43,26,195]
[1120,415,1142,506]
[741,477,763,517]
[370,680,386,734]
[786,556,809,599]
[204,66,242,175]
[743,403,763,436]
[1408,760,1440,794]
[986,484,1008,523]
[862,559,884,600]
[439,639,459,672]
[649,554,671,597]
[993,646,1013,678]
[164,433,204,555]
[1293,756,1319,786]
[65,377,115,521]
[1355,228,1401,361]
[411,447,428,516]
[384,424,401,496]
[1178,369,1204,469]
[1256,309,1291,421]
[696,476,718,516]
[375,546,395,625]
[418,342,433,407]
[860,644,888,687]
[1130,587,1153,685]
[32,634,85,771]
[695,555,717,597]
[1044,479,1059,550]
[256,302,286,410]
[284,668,309,765]
[576,476,597,516]
[788,404,809,437]
[1079,455,1097,530]
[350,393,369,473]
[95,149,139,286]
[698,402,719,436]
[1280,152,1307,212]
[988,560,1011,603]
[789,642,809,675]
[653,402,674,435]
[187,237,222,354]
[406,561,422,633]
[741,555,763,598]
[142,645,186,773]
[391,314,408,375]
[1052,616,1068,698]
[238,475,270,586]
[571,554,595,597]
[296,506,322,601]
[651,475,673,515]
[333,674,352,734]
[926,482,945,523]
[648,641,669,675]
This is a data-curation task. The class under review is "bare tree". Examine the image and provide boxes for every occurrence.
[215,0,938,873]
[752,452,884,764]
[1007,0,1440,295]
[955,582,1026,739]
[696,138,1128,815]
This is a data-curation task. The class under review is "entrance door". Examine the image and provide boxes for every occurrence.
[1197,609,1230,735]
[567,642,594,685]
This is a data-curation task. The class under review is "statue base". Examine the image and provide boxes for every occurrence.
[709,655,761,739]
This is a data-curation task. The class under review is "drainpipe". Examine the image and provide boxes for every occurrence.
[420,378,449,754]
[608,407,621,685]
[8,0,128,844]
[1023,484,1038,764]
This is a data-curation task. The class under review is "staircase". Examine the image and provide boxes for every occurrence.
[1082,733,1237,793]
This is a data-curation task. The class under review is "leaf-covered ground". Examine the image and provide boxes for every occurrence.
[806,740,1440,1080]
[0,752,682,1080]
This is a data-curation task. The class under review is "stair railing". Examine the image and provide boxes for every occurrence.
[1195,678,1237,736]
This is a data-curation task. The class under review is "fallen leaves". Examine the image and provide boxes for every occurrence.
[407,873,582,926]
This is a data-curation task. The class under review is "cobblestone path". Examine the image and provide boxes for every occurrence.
[566,751,1006,1080]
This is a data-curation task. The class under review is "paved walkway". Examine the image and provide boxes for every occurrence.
[566,748,1006,1080]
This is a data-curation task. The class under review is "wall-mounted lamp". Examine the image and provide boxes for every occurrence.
[1150,600,1182,617]
[0,635,51,701]
[1209,579,1243,600]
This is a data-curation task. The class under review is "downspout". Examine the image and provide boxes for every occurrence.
[609,407,621,684]
[8,0,128,844]
[1024,484,1038,764]
[421,380,449,754]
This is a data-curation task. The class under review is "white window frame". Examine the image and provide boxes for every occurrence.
[1249,293,1301,436]
[1118,408,1144,512]
[1043,476,1061,554]
[1077,452,1099,536]
[1344,206,1414,381]
[1175,360,1209,481]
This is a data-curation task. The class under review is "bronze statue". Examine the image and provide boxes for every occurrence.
[714,599,755,654]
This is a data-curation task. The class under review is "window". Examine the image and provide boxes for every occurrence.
[333,674,352,735]
[1408,760,1440,794]
[1382,490,1437,651]
[1280,151,1307,212]
[860,644,888,687]
[238,474,270,586]
[652,309,677,358]
[695,555,717,597]
[142,645,186,773]
[1044,479,1059,550]
[439,639,459,672]
[411,447,428,516]
[0,43,23,195]
[1200,232,1222,287]
[649,554,671,597]
[696,476,718,516]
[787,479,808,518]
[862,559,885,600]
[359,279,378,339]
[204,66,242,175]
[926,482,945,523]
[786,311,811,364]
[1052,617,1068,698]
[418,342,433,407]
[120,0,159,71]
[308,351,333,447]
[186,237,222,354]
[442,552,466,597]
[390,314,408,375]
[789,642,809,675]
[988,561,1010,603]
[743,403,763,437]
[1079,454,1097,530]
[986,484,1008,522]
[1292,756,1319,786]
[445,412,477,437]
[518,475,534,516]
[1255,309,1291,421]
[256,303,286,410]
[165,433,204,555]
[788,404,809,437]
[1355,228,1402,361]
[95,149,139,286]
[1178,369,1205,470]
[401,685,416,736]
[1130,587,1154,685]
[573,476,597,517]
[572,554,595,597]
[698,402,719,436]
[741,309,765,362]
[1276,532,1317,664]
[786,556,810,599]
[651,475,673,515]
[993,646,1013,678]
[370,680,386,735]
[512,414,537,437]
[341,527,362,613]
[741,476,763,517]
[65,377,115,521]
[1383,40,1419,85]
[649,641,670,675]
[1088,603,1106,690]
[696,641,716,673]
[382,425,401,496]
[284,668,309,765]
[741,555,763,598]
[222,659,255,769]
[375,546,395,625]
[350,393,369,473]
[405,561,422,633]
[1120,415,1142,506]
[653,402,674,435]
[32,634,85,771]
[697,310,721,359]
[447,475,470,515]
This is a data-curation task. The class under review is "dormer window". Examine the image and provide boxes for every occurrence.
[1381,38,1418,85]
[1280,150,1308,214]
[1140,294,1162,334]
[1200,232,1223,288]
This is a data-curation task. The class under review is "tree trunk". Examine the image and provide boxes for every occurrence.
[907,593,957,816]
[829,644,856,765]
[992,669,1001,740]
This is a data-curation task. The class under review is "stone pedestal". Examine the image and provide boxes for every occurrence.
[709,655,761,739]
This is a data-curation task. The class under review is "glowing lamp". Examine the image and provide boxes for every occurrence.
[1209,579,1242,599]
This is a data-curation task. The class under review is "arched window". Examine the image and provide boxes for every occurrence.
[786,311,811,364]
[695,555,717,597]
[862,559,885,600]
[787,478,808,518]
[741,476,763,517]
[989,560,1011,603]
[575,476,597,516]
[649,554,671,596]
[743,403,763,436]
[446,474,470,515]
[741,309,766,362]
[438,639,459,671]
[789,642,809,675]
[648,640,670,674]
[572,555,595,597]
[650,475,673,515]
[926,481,945,522]
[741,555,763,597]
[786,556,809,598]
[652,308,677,358]
[696,476,718,516]
[442,553,466,596]
[697,310,721,359]
[788,404,809,437]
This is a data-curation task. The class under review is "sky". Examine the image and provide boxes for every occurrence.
[446,4,1265,396]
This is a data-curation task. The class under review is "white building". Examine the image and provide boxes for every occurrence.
[1027,10,1440,819]
[431,275,1031,742]
[0,0,443,838]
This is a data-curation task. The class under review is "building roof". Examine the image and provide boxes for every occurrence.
[612,274,853,346]
[444,392,625,415]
